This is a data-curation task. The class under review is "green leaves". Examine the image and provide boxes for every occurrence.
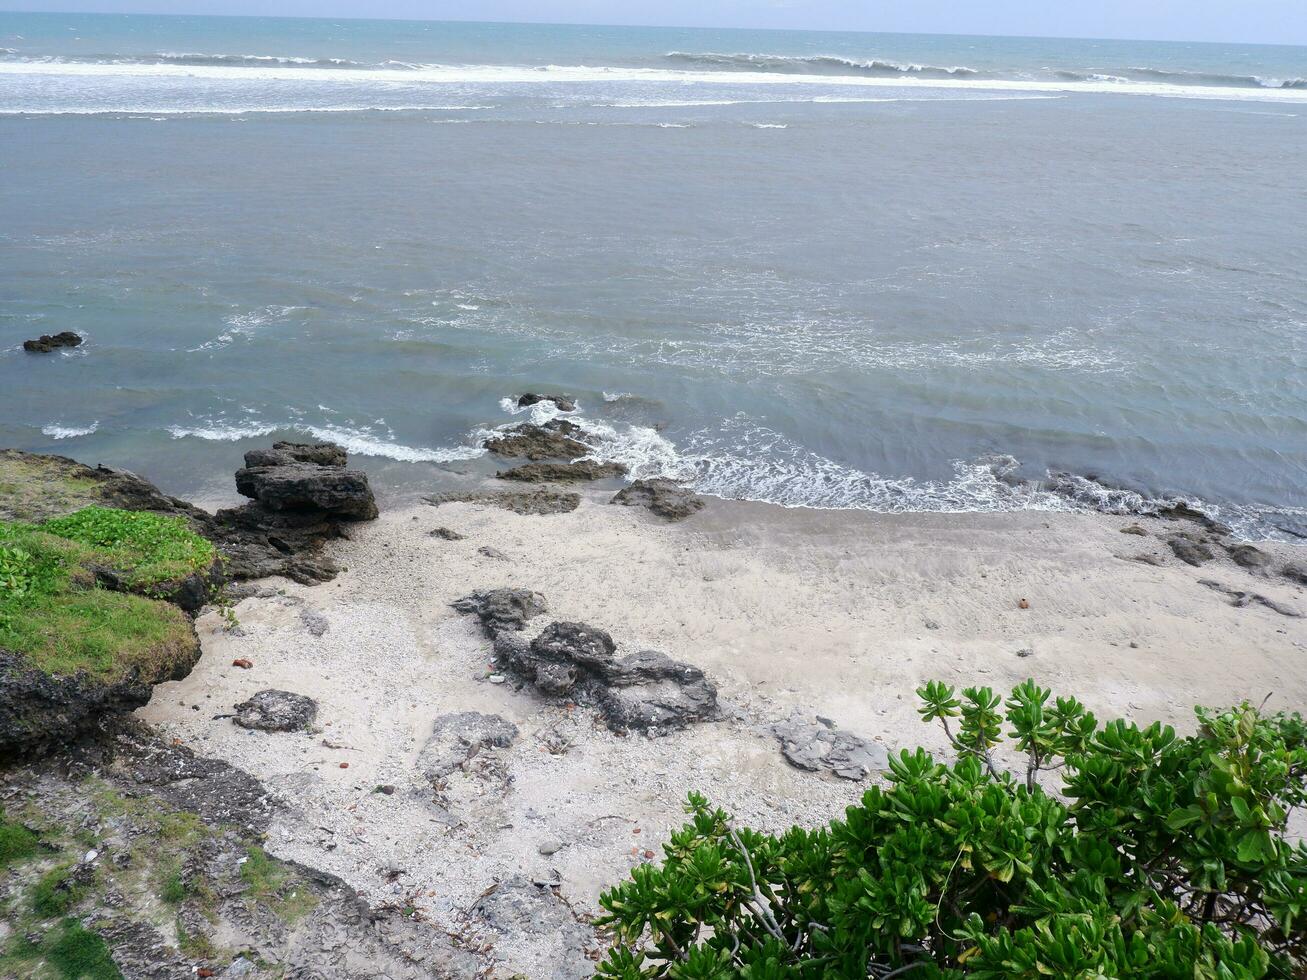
[594,685,1307,977]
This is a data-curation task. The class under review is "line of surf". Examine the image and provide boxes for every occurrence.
[2,60,1306,104]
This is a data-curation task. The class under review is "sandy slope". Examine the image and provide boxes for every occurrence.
[139,493,1306,976]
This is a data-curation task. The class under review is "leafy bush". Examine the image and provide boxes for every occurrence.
[41,506,215,587]
[595,681,1307,978]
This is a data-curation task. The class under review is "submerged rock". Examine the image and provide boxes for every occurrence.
[611,479,705,521]
[232,689,319,732]
[498,459,627,483]
[425,488,581,516]
[517,393,577,413]
[23,330,83,353]
[484,616,718,735]
[483,421,589,461]
[773,713,889,781]
[452,589,548,637]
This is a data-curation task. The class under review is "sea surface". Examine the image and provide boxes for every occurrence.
[2,13,1306,537]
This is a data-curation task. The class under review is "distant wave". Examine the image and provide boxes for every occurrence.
[1057,65,1306,90]
[41,422,98,439]
[665,51,980,79]
[165,418,483,463]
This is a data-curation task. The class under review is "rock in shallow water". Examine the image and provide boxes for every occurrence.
[611,478,705,521]
[516,393,576,413]
[23,330,83,352]
[483,421,589,461]
[232,689,319,732]
[497,459,627,483]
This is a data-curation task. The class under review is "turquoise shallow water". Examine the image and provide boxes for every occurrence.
[2,14,1305,537]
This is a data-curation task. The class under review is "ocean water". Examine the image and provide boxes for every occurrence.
[2,14,1305,537]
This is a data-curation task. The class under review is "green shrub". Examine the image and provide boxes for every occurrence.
[41,506,215,588]
[595,681,1307,978]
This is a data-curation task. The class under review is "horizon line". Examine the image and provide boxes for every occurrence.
[2,8,1305,50]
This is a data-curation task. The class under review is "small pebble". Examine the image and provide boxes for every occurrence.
[488,674,506,685]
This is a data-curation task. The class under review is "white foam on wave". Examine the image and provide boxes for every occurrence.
[167,418,485,463]
[41,421,99,439]
[189,304,305,352]
[3,59,1305,104]
[751,122,788,129]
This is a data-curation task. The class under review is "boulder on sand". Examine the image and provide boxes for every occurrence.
[611,479,705,521]
[232,689,319,732]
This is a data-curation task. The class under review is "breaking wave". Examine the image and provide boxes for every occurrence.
[664,51,980,78]
[41,422,99,439]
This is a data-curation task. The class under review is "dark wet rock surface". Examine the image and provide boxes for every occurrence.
[611,478,706,521]
[452,588,548,637]
[0,639,199,759]
[517,393,577,413]
[498,459,628,483]
[425,487,581,516]
[481,616,719,736]
[232,690,319,732]
[483,420,589,461]
[773,713,889,781]
[22,330,83,352]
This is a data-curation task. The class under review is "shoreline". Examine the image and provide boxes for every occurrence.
[137,488,1306,976]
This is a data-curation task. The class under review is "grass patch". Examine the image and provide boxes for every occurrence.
[0,918,122,980]
[0,450,102,524]
[41,507,215,589]
[31,863,91,918]
[241,846,317,923]
[0,808,40,868]
[0,518,199,681]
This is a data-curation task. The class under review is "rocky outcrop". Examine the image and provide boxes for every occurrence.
[773,713,889,781]
[452,588,548,637]
[483,421,589,461]
[424,488,581,516]
[233,443,377,520]
[516,393,576,413]
[0,637,200,757]
[611,478,705,521]
[209,442,378,583]
[1167,532,1215,567]
[232,690,319,732]
[489,621,718,735]
[498,459,627,483]
[23,330,83,352]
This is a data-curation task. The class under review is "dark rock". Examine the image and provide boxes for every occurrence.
[1120,524,1148,536]
[498,459,627,483]
[420,711,519,783]
[424,488,581,516]
[478,615,718,735]
[234,442,377,519]
[1155,501,1230,534]
[429,527,465,540]
[452,589,547,637]
[1284,562,1307,586]
[596,651,718,733]
[1167,533,1215,566]
[22,330,83,353]
[611,479,705,521]
[232,690,319,732]
[1198,579,1302,618]
[0,640,199,758]
[1226,543,1273,571]
[483,421,589,461]
[517,393,577,413]
[773,713,889,780]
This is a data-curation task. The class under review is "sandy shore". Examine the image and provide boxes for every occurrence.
[139,492,1306,977]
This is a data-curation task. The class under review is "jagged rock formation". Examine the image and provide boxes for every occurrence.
[516,393,577,412]
[611,478,706,521]
[483,420,590,461]
[452,588,548,637]
[22,330,83,352]
[498,459,627,483]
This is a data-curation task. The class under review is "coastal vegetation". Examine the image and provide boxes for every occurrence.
[0,508,210,681]
[595,681,1307,978]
